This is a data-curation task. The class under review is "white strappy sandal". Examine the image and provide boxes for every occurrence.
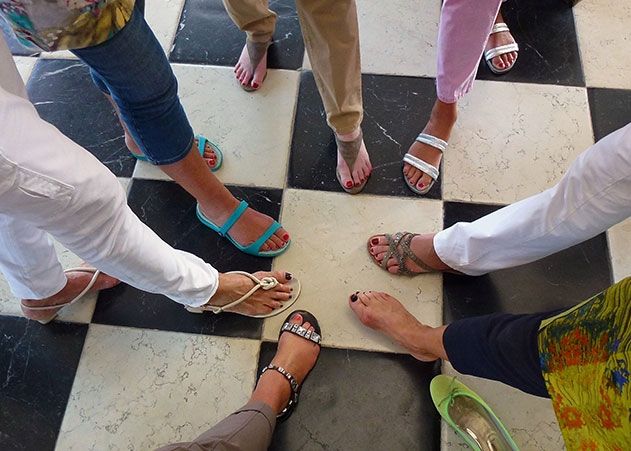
[484,23,519,75]
[185,270,301,318]
[403,133,448,195]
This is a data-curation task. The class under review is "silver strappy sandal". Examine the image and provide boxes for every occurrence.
[403,133,447,195]
[368,232,440,276]
[241,39,271,92]
[484,23,519,75]
[335,129,368,194]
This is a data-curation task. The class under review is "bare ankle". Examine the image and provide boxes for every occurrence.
[336,127,361,142]
[428,100,457,131]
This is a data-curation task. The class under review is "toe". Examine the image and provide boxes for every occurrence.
[274,227,290,244]
[289,312,303,324]
[415,173,433,192]
[268,235,283,250]
[388,264,400,274]
[375,251,387,264]
[266,300,283,310]
[407,168,422,186]
[272,291,291,302]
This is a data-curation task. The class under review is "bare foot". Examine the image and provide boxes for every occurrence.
[250,312,321,414]
[336,128,372,191]
[235,41,269,91]
[21,270,119,322]
[485,10,518,72]
[403,100,456,192]
[205,271,294,316]
[367,232,452,275]
[348,291,446,362]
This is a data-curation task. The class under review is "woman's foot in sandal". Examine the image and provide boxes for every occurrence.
[235,40,270,91]
[201,271,295,316]
[349,291,447,362]
[404,100,456,195]
[335,128,372,194]
[21,269,119,323]
[367,232,453,275]
[484,10,518,74]
[251,312,321,415]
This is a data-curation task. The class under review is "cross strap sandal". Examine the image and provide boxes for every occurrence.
[259,310,322,422]
[241,39,271,92]
[185,271,301,318]
[20,267,101,324]
[335,129,369,195]
[403,133,447,195]
[368,232,440,276]
[484,23,519,75]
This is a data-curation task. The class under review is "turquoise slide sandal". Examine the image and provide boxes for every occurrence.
[196,200,290,257]
[132,134,223,172]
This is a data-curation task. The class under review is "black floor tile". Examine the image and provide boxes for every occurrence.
[170,0,304,69]
[588,88,631,141]
[26,59,135,177]
[1,18,39,56]
[442,202,612,322]
[476,0,584,86]
[258,344,441,451]
[289,72,441,199]
[0,316,87,451]
[92,179,284,338]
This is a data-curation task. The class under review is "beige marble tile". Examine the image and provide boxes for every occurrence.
[303,0,439,77]
[40,50,77,60]
[0,178,130,323]
[443,81,593,204]
[13,56,37,83]
[146,0,186,54]
[440,363,564,451]
[608,218,631,283]
[56,325,259,451]
[574,0,631,89]
[134,65,299,188]
[262,189,443,352]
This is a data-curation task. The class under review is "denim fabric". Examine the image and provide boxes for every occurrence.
[72,0,194,164]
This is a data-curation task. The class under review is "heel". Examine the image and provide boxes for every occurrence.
[185,306,204,314]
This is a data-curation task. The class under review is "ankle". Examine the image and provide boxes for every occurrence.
[250,371,292,415]
[335,127,361,142]
[426,100,457,135]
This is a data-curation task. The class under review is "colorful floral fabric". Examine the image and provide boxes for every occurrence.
[0,0,134,51]
[538,277,631,450]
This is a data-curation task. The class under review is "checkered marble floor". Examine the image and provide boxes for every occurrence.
[1,1,630,450]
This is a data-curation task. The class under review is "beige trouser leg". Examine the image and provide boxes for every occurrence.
[155,401,276,451]
[223,0,363,134]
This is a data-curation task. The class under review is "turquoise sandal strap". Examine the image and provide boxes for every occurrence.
[244,221,282,253]
[219,200,249,236]
[196,135,207,157]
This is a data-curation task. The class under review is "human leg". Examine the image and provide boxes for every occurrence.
[295,0,371,193]
[72,3,289,254]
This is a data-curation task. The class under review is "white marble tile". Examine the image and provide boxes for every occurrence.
[440,363,564,451]
[56,325,259,451]
[0,178,130,323]
[262,189,443,352]
[574,0,631,89]
[608,218,631,283]
[134,65,299,188]
[443,81,593,204]
[303,0,439,77]
[13,56,37,83]
[146,0,186,54]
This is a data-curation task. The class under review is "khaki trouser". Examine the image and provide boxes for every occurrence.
[223,0,362,134]
[156,401,276,451]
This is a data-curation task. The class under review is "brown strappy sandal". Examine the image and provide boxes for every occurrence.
[335,129,369,194]
[241,39,271,92]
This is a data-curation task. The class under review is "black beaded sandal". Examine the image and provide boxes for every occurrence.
[259,310,322,422]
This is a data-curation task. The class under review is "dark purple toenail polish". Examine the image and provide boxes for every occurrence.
[289,295,292,299]
[350,294,358,302]
[285,272,292,280]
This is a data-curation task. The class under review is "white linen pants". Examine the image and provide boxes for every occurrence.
[0,36,218,306]
[434,122,631,276]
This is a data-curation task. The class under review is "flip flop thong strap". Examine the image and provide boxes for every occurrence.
[21,268,100,311]
[246,39,271,69]
[209,271,279,314]
[415,133,448,153]
[218,200,249,236]
[484,43,519,61]
[334,129,363,173]
[280,320,321,345]
[260,364,299,417]
[403,154,440,181]
[490,23,510,34]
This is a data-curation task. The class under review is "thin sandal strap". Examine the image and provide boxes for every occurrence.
[403,153,439,181]
[205,271,279,314]
[490,23,510,34]
[382,233,438,276]
[484,43,519,61]
[415,133,448,152]
[334,129,363,173]
[260,364,299,417]
[218,201,249,236]
[21,268,100,311]
[246,39,271,69]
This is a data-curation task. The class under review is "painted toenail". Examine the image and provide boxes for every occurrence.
[283,234,289,241]
[350,294,358,302]
[285,272,292,280]
[252,82,259,89]
[345,181,353,188]
[371,238,379,245]
[418,182,425,189]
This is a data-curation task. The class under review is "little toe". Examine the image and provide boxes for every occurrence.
[375,251,388,264]
[272,291,291,302]
[268,235,283,250]
[266,300,283,310]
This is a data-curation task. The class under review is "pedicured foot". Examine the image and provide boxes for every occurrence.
[204,271,294,316]
[235,40,269,91]
[349,291,447,362]
[336,128,372,192]
[485,10,518,72]
[404,100,456,193]
[250,312,321,414]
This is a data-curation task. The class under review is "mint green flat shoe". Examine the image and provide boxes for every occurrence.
[196,200,289,257]
[430,375,519,451]
[132,134,223,172]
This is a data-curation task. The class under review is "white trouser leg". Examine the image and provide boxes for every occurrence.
[434,123,631,276]
[0,38,218,306]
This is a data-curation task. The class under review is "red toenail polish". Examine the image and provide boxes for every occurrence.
[346,181,353,188]
[371,238,379,245]
[252,83,259,89]
[418,182,425,189]
[283,234,289,241]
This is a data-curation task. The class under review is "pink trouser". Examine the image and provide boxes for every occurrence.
[437,0,504,103]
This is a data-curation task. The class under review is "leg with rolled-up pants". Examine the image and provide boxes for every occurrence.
[434,123,631,275]
[0,35,217,307]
